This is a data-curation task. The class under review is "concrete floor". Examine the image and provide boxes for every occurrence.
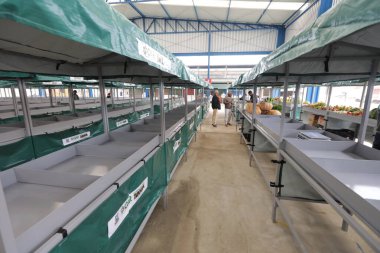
[132,107,376,253]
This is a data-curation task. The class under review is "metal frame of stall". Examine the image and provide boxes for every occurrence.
[231,0,380,251]
[0,1,209,252]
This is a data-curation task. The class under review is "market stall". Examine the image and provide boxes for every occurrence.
[0,1,208,253]
[232,0,380,251]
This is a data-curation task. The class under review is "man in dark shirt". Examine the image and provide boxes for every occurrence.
[211,90,221,127]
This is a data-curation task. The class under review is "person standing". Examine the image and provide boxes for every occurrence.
[73,90,79,100]
[223,92,233,126]
[211,90,221,127]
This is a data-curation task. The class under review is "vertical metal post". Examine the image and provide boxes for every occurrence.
[194,88,198,142]
[242,88,246,112]
[207,32,211,80]
[68,84,76,113]
[170,86,174,110]
[272,63,289,225]
[359,82,367,109]
[292,82,301,120]
[299,86,306,121]
[184,87,188,120]
[132,86,136,112]
[324,84,333,129]
[48,87,53,108]
[249,83,257,166]
[150,84,154,117]
[358,60,379,144]
[159,78,166,143]
[17,79,32,136]
[11,85,19,117]
[98,66,110,134]
[110,87,115,109]
[159,74,168,209]
[279,63,289,143]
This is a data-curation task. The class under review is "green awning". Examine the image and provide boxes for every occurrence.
[0,0,206,87]
[234,0,380,86]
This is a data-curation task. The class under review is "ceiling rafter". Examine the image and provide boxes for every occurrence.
[158,0,172,19]
[256,0,272,23]
[191,0,200,21]
[130,17,281,34]
[283,0,313,27]
[226,0,232,22]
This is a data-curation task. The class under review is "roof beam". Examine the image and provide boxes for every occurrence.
[192,0,200,21]
[257,0,272,23]
[158,0,172,19]
[126,0,145,18]
[283,0,312,26]
[226,0,232,22]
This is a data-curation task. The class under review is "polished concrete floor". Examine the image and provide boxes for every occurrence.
[132,107,375,253]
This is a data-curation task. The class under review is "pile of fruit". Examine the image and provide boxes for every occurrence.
[265,97,292,104]
[246,102,281,115]
[305,102,371,117]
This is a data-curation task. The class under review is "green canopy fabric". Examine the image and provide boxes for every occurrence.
[233,0,380,86]
[0,0,206,87]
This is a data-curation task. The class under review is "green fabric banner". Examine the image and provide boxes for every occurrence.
[50,145,167,253]
[32,120,104,157]
[0,137,35,171]
[154,104,170,114]
[0,115,24,125]
[166,124,188,177]
[108,112,139,131]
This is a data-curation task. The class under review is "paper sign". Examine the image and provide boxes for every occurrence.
[116,119,129,127]
[173,139,181,153]
[137,39,171,70]
[62,131,90,146]
[140,113,150,119]
[108,178,148,238]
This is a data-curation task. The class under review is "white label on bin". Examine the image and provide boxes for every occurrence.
[108,177,148,238]
[173,139,181,153]
[137,39,171,71]
[62,131,90,146]
[189,122,194,130]
[116,119,128,127]
[140,113,150,119]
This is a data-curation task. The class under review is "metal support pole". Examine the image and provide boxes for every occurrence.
[184,87,188,120]
[299,87,306,121]
[48,87,53,108]
[272,63,289,224]
[242,88,246,112]
[358,60,379,144]
[110,87,115,109]
[249,84,257,166]
[194,88,198,141]
[68,84,76,113]
[98,66,110,134]
[359,82,367,109]
[170,86,174,110]
[132,86,136,112]
[279,63,290,143]
[17,79,32,136]
[324,84,333,129]
[159,74,167,209]
[292,82,301,120]
[149,84,154,117]
[11,85,19,117]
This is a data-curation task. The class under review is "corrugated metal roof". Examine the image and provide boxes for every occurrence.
[109,0,310,26]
